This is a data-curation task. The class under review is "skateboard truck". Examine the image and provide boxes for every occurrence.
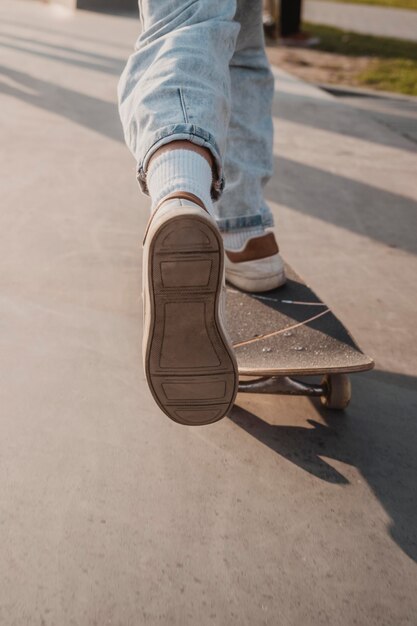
[238,373,352,410]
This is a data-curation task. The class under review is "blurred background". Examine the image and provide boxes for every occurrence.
[38,0,417,96]
[263,0,417,96]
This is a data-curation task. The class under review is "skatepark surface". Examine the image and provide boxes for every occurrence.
[0,2,416,624]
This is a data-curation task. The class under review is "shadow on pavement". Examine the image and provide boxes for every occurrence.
[0,64,123,143]
[0,17,137,49]
[230,405,350,485]
[0,31,125,76]
[267,155,417,255]
[273,92,417,153]
[230,369,417,564]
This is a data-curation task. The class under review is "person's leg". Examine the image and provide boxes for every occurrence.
[118,1,240,425]
[216,0,286,292]
[118,0,240,203]
[280,0,302,37]
[262,0,277,38]
[215,0,275,237]
[279,0,319,47]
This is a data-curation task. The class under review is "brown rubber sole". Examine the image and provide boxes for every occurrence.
[144,210,238,426]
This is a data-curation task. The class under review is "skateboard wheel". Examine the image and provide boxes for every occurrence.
[320,374,351,410]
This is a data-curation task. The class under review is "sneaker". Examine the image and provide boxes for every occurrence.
[225,231,286,293]
[142,194,238,426]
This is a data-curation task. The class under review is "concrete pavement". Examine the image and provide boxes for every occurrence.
[1,1,417,625]
[305,0,417,41]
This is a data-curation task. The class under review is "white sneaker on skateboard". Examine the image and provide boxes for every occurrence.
[142,195,238,426]
[225,231,286,293]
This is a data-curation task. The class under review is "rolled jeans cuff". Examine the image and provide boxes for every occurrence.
[136,124,225,201]
[216,205,275,233]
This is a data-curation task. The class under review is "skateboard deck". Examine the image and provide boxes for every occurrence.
[226,264,374,377]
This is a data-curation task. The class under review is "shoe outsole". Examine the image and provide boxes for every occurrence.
[144,210,238,426]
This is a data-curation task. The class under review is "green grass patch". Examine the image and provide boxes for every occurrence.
[317,0,417,10]
[304,23,417,60]
[304,22,417,94]
[358,58,417,93]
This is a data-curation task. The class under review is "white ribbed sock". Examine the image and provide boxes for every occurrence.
[147,149,214,215]
[222,225,265,251]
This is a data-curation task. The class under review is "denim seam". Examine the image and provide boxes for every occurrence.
[215,212,275,232]
[138,1,144,30]
[178,88,189,124]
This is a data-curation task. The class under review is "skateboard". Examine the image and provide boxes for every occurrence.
[226,264,374,410]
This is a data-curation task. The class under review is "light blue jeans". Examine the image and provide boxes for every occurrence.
[118,0,275,232]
